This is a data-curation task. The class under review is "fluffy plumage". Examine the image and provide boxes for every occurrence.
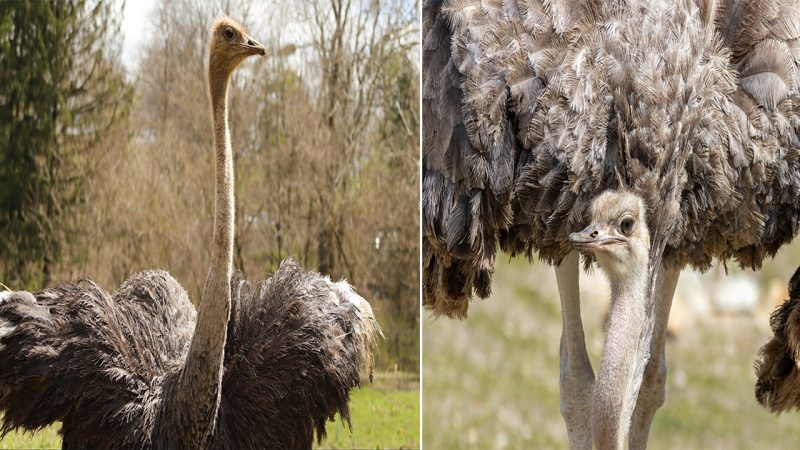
[0,260,378,449]
[755,265,800,413]
[423,0,800,318]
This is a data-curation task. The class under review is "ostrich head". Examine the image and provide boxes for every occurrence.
[569,191,650,282]
[209,17,265,75]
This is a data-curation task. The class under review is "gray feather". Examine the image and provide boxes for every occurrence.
[423,0,800,317]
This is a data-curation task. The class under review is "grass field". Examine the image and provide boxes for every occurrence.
[0,427,60,450]
[423,253,800,449]
[318,372,420,449]
[0,372,419,450]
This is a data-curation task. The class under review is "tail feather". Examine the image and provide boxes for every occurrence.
[755,270,800,412]
[324,278,384,382]
[215,260,382,448]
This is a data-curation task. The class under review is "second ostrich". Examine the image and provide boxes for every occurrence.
[0,17,380,449]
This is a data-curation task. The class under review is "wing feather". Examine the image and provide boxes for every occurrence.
[0,271,195,448]
[712,0,800,269]
[422,0,582,317]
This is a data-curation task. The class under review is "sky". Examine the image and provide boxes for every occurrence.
[117,1,318,78]
[121,0,156,72]
[117,0,418,76]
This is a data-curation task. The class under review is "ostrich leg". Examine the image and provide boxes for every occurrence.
[628,266,680,449]
[555,251,595,449]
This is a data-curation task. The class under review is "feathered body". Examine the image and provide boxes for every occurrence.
[0,260,377,449]
[423,0,800,318]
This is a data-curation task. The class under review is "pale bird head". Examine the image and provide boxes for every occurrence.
[209,17,265,74]
[569,191,650,279]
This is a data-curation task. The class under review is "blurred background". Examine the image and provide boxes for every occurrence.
[424,242,800,449]
[0,0,418,448]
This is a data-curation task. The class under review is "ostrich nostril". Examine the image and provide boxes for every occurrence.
[590,231,598,238]
[247,40,255,46]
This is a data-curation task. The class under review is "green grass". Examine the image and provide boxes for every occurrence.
[317,374,420,449]
[0,373,419,450]
[424,252,800,450]
[0,426,60,449]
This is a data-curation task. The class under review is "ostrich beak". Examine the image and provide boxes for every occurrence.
[241,33,266,56]
[569,225,625,250]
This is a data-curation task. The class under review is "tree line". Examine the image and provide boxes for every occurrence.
[0,0,419,371]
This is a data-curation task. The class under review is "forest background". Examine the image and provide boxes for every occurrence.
[0,1,419,446]
[0,0,419,372]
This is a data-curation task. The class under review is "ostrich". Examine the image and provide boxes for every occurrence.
[755,265,800,412]
[423,0,800,448]
[569,191,668,448]
[0,17,380,449]
[568,190,653,449]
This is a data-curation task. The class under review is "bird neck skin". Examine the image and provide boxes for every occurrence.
[173,63,235,446]
[208,67,235,287]
[592,258,650,450]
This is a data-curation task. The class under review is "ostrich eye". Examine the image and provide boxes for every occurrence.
[619,217,635,236]
[224,28,234,40]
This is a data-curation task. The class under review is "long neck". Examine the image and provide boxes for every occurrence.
[207,66,235,284]
[592,259,651,450]
[171,63,235,447]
